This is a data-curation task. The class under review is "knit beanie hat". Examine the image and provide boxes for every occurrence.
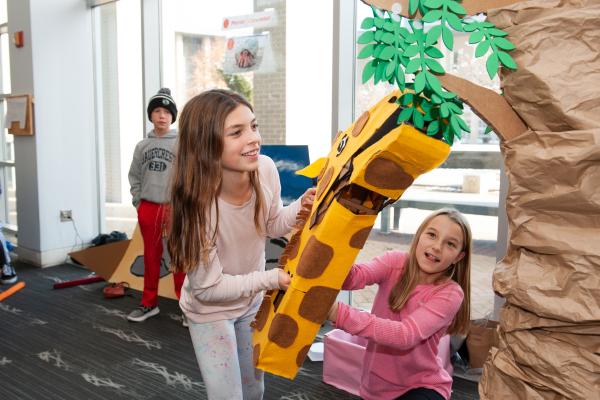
[147,88,177,123]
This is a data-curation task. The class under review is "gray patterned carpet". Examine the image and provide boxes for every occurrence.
[0,262,478,399]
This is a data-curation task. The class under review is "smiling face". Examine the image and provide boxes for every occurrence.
[150,107,173,135]
[221,104,261,173]
[415,214,465,284]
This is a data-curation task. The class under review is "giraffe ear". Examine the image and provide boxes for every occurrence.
[296,157,327,178]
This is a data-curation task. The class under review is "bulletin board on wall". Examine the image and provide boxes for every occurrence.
[4,94,34,136]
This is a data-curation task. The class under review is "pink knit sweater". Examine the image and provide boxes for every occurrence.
[335,251,464,400]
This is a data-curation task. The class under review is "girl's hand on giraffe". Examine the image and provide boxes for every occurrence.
[327,302,339,322]
[277,269,291,290]
[300,187,316,212]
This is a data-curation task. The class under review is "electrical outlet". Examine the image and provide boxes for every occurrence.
[60,210,72,222]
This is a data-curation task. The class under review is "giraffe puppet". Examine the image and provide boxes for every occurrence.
[252,90,452,379]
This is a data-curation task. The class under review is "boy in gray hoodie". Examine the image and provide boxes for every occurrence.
[127,88,185,323]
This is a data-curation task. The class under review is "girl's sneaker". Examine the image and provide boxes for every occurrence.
[1,264,17,284]
[127,305,159,322]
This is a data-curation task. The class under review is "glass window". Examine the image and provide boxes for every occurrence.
[92,0,143,237]
[160,0,333,160]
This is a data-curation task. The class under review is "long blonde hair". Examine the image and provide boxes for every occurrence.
[388,208,471,335]
[168,89,264,273]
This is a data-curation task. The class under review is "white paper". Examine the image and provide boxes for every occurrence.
[5,97,27,130]
[307,342,324,362]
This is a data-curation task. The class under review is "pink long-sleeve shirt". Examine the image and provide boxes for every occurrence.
[179,155,301,324]
[335,251,464,400]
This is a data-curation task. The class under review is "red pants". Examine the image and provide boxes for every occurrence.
[138,200,185,307]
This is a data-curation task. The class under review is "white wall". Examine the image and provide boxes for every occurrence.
[8,0,99,266]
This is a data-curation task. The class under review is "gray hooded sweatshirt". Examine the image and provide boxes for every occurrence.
[128,129,177,207]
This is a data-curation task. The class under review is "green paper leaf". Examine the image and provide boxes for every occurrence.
[446,1,467,15]
[440,102,450,118]
[475,40,490,58]
[441,25,454,50]
[373,43,386,58]
[426,25,442,46]
[362,60,377,83]
[425,71,444,95]
[497,51,518,70]
[404,44,419,58]
[425,46,444,58]
[443,126,454,144]
[413,109,425,129]
[374,17,384,28]
[361,18,375,29]
[492,37,516,51]
[378,45,396,60]
[486,53,499,79]
[396,66,406,88]
[487,28,508,37]
[409,0,420,16]
[448,102,463,114]
[431,93,443,104]
[425,58,445,74]
[422,10,443,23]
[446,13,463,31]
[383,21,396,32]
[404,33,417,44]
[357,31,375,44]
[484,125,493,134]
[457,115,470,132]
[358,44,375,59]
[440,91,456,99]
[463,23,478,32]
[427,120,440,135]
[374,29,383,41]
[398,107,413,123]
[414,72,426,93]
[469,31,484,44]
[375,61,387,83]
[424,0,443,9]
[482,22,495,28]
[406,58,421,74]
[400,93,414,106]
[381,32,396,45]
[386,60,397,79]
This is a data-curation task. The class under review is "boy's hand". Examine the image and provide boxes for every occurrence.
[277,269,291,290]
[327,302,339,322]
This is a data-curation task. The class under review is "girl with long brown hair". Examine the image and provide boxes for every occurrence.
[327,208,472,400]
[168,89,314,399]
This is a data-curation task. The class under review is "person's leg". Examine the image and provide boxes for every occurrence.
[137,201,162,308]
[395,387,445,400]
[0,227,16,285]
[188,319,243,400]
[235,307,264,400]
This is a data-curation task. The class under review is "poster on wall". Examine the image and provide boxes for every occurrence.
[223,33,275,74]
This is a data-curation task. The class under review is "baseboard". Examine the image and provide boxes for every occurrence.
[16,244,87,268]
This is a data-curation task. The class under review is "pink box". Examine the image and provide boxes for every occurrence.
[323,329,368,396]
[323,329,453,396]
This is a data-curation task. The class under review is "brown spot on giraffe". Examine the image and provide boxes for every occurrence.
[268,314,298,348]
[296,236,334,279]
[296,345,311,368]
[252,292,273,332]
[352,111,370,137]
[298,286,338,324]
[364,158,414,190]
[350,227,372,249]
[316,167,334,200]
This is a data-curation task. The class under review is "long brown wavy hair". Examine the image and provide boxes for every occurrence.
[388,208,472,335]
[168,89,264,273]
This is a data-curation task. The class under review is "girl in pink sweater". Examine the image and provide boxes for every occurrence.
[328,208,472,400]
[168,89,314,399]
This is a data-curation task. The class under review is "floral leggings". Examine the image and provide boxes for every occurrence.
[188,303,263,400]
